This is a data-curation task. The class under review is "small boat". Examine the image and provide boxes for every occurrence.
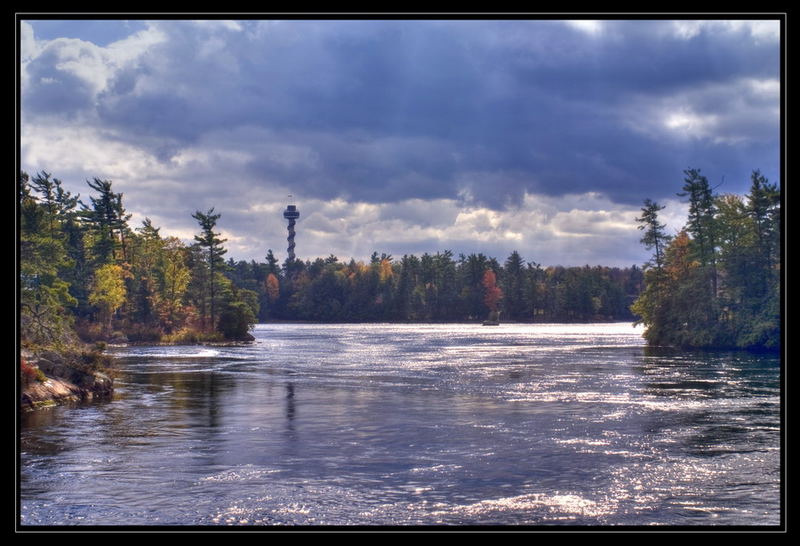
[482,320,500,326]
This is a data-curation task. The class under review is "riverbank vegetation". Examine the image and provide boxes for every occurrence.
[19,171,258,352]
[21,165,780,359]
[20,170,645,361]
[632,169,781,351]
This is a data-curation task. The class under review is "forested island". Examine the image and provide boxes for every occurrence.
[18,166,780,407]
[632,169,781,351]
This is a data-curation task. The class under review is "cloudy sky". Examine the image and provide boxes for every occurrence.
[18,16,782,267]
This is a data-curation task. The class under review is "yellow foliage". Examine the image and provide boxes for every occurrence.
[89,263,128,313]
[379,259,393,283]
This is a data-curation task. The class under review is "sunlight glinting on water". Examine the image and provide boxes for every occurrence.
[21,323,780,526]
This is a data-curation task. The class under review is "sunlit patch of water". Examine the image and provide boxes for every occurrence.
[20,323,780,527]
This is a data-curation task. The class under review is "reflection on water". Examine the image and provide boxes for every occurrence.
[19,323,781,527]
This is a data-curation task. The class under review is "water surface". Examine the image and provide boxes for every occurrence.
[19,323,782,527]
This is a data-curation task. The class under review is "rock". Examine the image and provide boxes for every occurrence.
[20,351,114,411]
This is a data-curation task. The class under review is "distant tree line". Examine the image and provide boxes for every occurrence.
[632,168,781,351]
[230,249,644,324]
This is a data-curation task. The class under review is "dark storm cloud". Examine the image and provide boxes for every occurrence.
[22,18,781,211]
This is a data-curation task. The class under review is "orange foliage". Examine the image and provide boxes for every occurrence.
[665,231,699,281]
[482,270,503,313]
[266,273,280,303]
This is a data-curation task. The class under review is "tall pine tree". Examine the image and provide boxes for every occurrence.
[191,208,228,331]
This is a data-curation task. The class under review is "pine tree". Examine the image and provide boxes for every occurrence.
[19,171,78,347]
[191,208,228,331]
[746,170,780,300]
[636,199,671,271]
[265,249,281,276]
[81,178,131,266]
[677,168,718,296]
[502,251,526,320]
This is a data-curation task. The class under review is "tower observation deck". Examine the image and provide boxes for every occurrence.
[283,203,300,262]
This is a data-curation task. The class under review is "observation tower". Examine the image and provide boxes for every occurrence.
[283,200,300,262]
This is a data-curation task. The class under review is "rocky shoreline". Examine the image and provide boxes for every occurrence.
[20,349,114,411]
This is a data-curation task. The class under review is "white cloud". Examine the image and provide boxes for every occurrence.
[662,109,718,135]
[671,20,780,42]
[21,21,166,120]
[237,191,656,267]
[565,20,604,36]
[622,76,780,146]
[20,124,160,180]
[191,20,244,32]
[105,23,167,64]
[20,21,40,62]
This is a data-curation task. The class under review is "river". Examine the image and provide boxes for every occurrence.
[18,323,782,527]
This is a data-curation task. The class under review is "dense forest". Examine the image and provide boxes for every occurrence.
[632,169,781,351]
[19,170,644,352]
[19,171,262,348]
[233,250,642,324]
[20,167,780,354]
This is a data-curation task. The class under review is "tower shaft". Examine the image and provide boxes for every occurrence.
[283,204,300,262]
[286,218,296,261]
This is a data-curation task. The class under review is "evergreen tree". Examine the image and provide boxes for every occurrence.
[191,208,228,331]
[459,253,492,319]
[502,251,526,320]
[636,199,671,271]
[395,255,415,320]
[19,171,78,347]
[433,251,458,320]
[29,171,79,241]
[746,170,780,300]
[265,249,281,276]
[81,178,130,266]
[677,168,718,296]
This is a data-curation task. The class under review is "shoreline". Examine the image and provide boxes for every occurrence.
[20,349,114,412]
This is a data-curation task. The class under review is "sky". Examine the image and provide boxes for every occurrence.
[18,16,783,268]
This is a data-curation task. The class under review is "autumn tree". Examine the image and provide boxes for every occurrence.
[89,263,129,336]
[159,237,191,333]
[482,269,503,321]
[266,273,280,304]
